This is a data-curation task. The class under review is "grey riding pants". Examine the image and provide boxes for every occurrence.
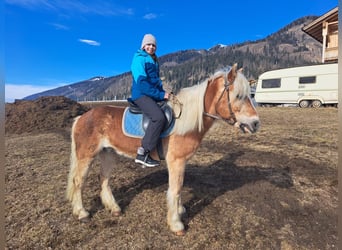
[134,95,166,152]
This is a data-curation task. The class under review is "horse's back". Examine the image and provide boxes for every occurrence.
[80,105,125,120]
[74,105,125,135]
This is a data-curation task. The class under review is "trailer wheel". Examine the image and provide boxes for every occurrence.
[299,100,310,108]
[312,100,322,108]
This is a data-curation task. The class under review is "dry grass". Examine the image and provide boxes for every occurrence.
[5,107,337,249]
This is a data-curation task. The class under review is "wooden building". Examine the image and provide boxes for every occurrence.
[302,7,338,63]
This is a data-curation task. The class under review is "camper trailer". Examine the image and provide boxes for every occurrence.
[255,63,338,108]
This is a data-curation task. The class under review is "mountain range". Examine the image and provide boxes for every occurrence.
[23,16,321,101]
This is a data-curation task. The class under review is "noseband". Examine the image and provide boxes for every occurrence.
[203,72,238,126]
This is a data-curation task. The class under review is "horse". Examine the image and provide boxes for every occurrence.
[66,64,260,236]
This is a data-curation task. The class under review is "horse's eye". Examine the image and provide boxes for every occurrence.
[236,94,241,99]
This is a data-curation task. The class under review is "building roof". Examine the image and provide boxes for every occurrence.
[302,7,338,43]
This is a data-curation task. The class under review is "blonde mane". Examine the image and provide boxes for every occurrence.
[213,68,250,99]
[170,79,208,135]
[231,71,251,99]
[170,69,250,135]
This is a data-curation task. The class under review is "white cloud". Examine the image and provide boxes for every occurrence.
[5,0,134,17]
[5,84,57,103]
[5,0,55,10]
[78,39,101,46]
[50,22,69,30]
[143,13,157,20]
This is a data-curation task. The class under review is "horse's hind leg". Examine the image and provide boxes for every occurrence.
[67,156,92,221]
[98,149,121,216]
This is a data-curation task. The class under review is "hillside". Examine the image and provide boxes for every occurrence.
[23,16,321,101]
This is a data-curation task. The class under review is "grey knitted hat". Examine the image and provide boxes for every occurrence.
[141,34,157,49]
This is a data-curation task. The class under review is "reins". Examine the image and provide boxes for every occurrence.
[167,69,238,125]
[203,72,238,126]
[168,92,183,119]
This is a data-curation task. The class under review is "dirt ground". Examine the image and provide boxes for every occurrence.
[5,97,338,249]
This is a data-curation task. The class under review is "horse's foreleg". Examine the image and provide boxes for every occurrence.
[166,159,186,235]
[98,150,121,216]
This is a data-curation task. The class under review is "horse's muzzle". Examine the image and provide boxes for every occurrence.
[237,119,260,134]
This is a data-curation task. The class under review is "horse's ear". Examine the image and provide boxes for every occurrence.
[228,63,238,83]
[238,67,243,72]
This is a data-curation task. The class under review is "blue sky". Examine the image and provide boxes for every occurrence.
[5,0,337,102]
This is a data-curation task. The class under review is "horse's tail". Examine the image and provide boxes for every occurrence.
[66,116,81,202]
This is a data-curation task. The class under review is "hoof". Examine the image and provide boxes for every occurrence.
[175,230,186,236]
[79,216,90,223]
[111,211,121,217]
[77,209,90,222]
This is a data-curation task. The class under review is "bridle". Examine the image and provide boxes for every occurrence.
[170,69,249,133]
[203,71,238,126]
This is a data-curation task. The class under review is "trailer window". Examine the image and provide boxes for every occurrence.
[299,76,316,84]
[261,78,281,88]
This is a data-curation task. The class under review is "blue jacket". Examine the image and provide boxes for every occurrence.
[130,49,165,101]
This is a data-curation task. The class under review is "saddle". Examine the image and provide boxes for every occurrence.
[127,98,174,133]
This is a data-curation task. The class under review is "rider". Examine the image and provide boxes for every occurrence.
[130,34,170,167]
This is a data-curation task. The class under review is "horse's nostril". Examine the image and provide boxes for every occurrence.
[253,120,260,130]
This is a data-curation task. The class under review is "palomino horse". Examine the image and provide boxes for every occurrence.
[66,64,260,235]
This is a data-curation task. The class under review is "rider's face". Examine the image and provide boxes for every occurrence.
[144,43,156,55]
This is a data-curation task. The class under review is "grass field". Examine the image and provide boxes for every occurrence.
[5,107,338,249]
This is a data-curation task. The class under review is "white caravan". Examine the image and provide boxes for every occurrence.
[255,63,338,108]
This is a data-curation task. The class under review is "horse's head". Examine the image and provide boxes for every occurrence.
[204,64,260,133]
